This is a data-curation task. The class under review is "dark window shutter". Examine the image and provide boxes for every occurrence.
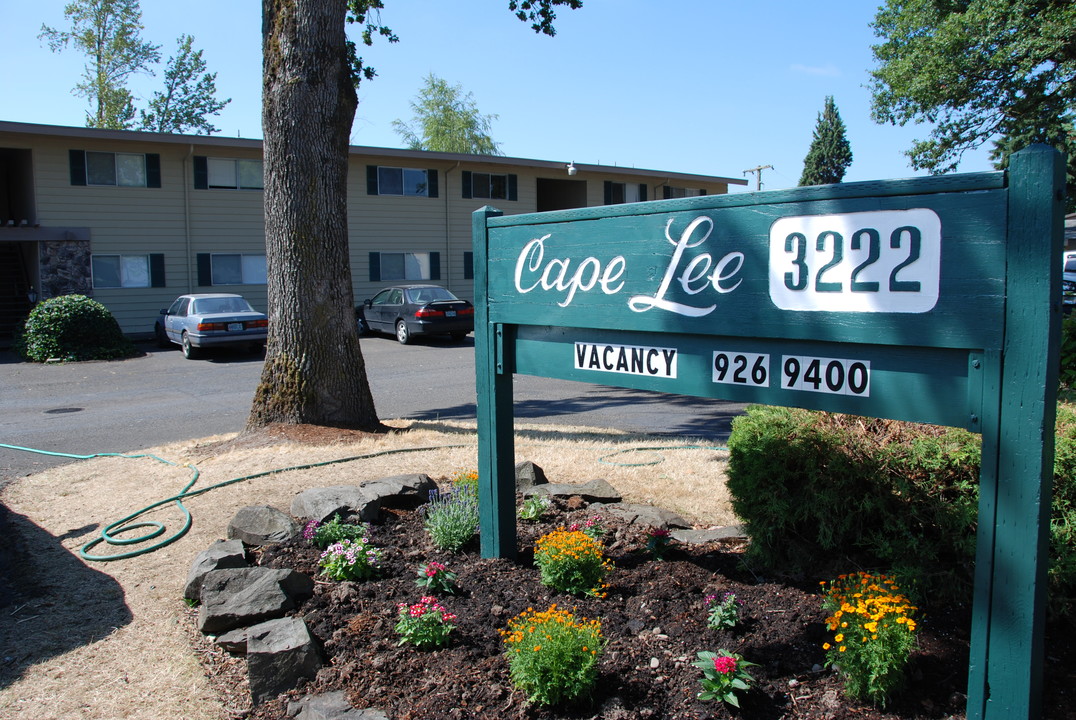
[367,165,379,195]
[69,150,87,186]
[603,181,613,205]
[193,156,208,189]
[197,253,212,286]
[429,252,440,280]
[663,186,673,199]
[150,254,166,287]
[639,183,647,201]
[369,252,381,281]
[699,189,708,196]
[145,154,161,187]
[507,174,518,202]
[464,251,474,280]
[461,171,472,199]
[427,169,438,198]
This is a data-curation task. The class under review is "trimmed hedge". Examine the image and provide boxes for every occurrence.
[727,406,1076,617]
[20,294,137,363]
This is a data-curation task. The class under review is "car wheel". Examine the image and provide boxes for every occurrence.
[154,323,170,348]
[357,318,370,336]
[395,320,411,345]
[181,331,199,359]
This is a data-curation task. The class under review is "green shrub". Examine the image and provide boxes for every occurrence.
[424,481,479,553]
[726,405,1076,617]
[21,294,136,362]
[500,605,605,706]
[1060,313,1076,389]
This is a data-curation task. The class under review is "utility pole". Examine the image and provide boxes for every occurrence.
[743,164,773,191]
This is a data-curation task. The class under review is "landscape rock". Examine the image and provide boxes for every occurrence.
[514,460,548,491]
[247,617,322,705]
[290,486,378,523]
[532,478,621,503]
[198,567,314,634]
[358,473,437,510]
[228,505,300,546]
[670,525,747,544]
[600,503,691,529]
[184,539,247,601]
[287,690,389,720]
[215,627,249,654]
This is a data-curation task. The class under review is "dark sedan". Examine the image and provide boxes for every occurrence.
[358,284,474,344]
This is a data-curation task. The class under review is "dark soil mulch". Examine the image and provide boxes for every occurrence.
[211,493,1076,720]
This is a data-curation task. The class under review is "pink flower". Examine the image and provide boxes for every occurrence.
[713,655,738,674]
[650,528,670,538]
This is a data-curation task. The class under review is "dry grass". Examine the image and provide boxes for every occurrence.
[0,419,733,720]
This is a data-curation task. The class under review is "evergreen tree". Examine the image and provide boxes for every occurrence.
[799,96,853,186]
[140,35,230,135]
[392,74,502,155]
[39,0,160,130]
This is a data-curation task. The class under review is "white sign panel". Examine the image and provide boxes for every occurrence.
[768,209,942,313]
[574,342,678,378]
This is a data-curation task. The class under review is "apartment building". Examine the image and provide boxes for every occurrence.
[0,120,746,341]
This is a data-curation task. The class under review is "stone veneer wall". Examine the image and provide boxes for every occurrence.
[39,240,91,300]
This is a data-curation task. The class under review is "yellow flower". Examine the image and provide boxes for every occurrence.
[834,633,844,642]
[822,643,831,650]
[839,646,847,653]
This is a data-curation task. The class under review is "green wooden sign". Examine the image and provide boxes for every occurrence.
[473,146,1065,720]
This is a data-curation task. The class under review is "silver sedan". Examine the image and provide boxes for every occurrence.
[154,293,268,359]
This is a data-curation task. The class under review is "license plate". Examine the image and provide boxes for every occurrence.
[445,311,456,317]
[228,322,243,331]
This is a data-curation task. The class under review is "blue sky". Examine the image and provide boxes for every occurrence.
[2,0,995,191]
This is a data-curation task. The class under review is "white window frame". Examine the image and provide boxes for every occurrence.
[91,254,150,288]
[378,251,432,281]
[86,152,147,187]
[207,158,264,190]
[376,167,429,197]
[210,253,267,285]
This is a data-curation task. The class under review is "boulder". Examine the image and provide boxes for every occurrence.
[358,473,437,510]
[287,691,390,720]
[532,478,621,503]
[671,525,747,544]
[198,567,314,634]
[246,617,321,705]
[184,539,247,602]
[215,627,249,654]
[227,505,299,546]
[290,485,378,523]
[601,503,691,529]
[515,460,548,491]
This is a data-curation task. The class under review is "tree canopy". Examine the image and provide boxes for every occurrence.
[392,74,502,155]
[869,0,1075,209]
[799,96,853,186]
[140,34,230,134]
[40,0,160,129]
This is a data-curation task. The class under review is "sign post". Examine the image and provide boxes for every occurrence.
[473,146,1064,719]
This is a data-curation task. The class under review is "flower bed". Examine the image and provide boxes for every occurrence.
[233,492,987,720]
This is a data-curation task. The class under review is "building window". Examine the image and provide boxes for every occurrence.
[193,157,263,189]
[366,166,438,197]
[196,253,267,286]
[69,150,161,188]
[91,254,166,288]
[462,171,517,201]
[663,186,707,199]
[604,181,648,205]
[369,251,441,282]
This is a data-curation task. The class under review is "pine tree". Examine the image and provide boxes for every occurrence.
[799,96,853,186]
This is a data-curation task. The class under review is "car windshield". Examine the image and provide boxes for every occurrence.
[406,287,458,304]
[193,297,254,315]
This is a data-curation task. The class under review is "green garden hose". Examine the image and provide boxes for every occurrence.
[1,438,728,562]
[0,441,465,562]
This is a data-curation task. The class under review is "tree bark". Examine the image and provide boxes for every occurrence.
[249,0,381,430]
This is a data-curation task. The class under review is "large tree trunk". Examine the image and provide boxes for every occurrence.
[249,0,381,430]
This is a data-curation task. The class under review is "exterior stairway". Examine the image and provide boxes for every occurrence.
[0,243,33,348]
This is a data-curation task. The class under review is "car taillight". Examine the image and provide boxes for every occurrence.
[458,307,474,316]
[414,307,444,318]
[246,319,268,328]
[197,322,226,331]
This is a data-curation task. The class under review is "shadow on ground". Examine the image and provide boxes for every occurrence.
[0,503,132,690]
